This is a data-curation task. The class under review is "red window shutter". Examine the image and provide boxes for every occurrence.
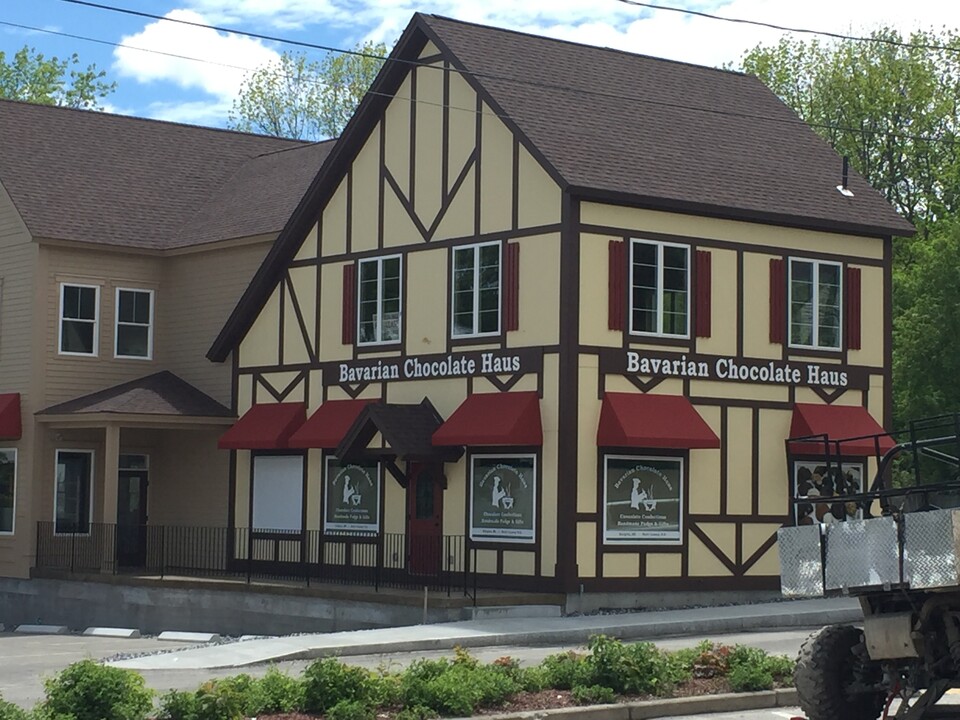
[608,240,626,331]
[342,263,356,345]
[769,258,786,344]
[695,250,712,338]
[846,266,862,350]
[503,242,520,332]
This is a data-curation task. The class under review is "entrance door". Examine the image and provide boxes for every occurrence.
[116,455,148,568]
[407,462,443,576]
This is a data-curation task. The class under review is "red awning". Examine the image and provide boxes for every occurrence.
[789,403,895,456]
[597,392,719,449]
[0,394,22,440]
[433,391,543,446]
[218,402,306,450]
[288,399,378,449]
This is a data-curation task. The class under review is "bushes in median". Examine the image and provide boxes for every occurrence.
[3,636,795,719]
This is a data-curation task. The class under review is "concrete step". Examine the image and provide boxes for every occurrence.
[467,604,563,620]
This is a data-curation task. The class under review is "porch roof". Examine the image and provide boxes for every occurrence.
[36,371,234,426]
[337,400,462,463]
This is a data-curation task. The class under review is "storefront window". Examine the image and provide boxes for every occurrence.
[0,449,15,534]
[630,239,689,337]
[452,242,501,337]
[251,455,303,532]
[789,259,842,350]
[469,454,536,542]
[603,455,683,544]
[794,461,863,525]
[324,458,380,533]
[55,450,92,534]
[358,255,401,345]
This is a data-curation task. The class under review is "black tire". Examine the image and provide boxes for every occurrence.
[794,625,885,720]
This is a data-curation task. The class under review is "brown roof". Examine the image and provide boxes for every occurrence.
[38,371,233,417]
[337,400,461,462]
[0,100,333,250]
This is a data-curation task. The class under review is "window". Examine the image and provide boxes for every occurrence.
[630,240,689,337]
[251,455,303,532]
[357,256,401,345]
[0,449,15,534]
[59,284,99,355]
[794,461,863,525]
[789,259,842,350]
[54,450,93,534]
[469,454,536,543]
[115,289,154,359]
[452,243,501,337]
[603,455,683,545]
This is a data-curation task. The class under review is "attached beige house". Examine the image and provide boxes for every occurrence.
[0,100,333,579]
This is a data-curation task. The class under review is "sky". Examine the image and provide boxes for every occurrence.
[2,0,959,130]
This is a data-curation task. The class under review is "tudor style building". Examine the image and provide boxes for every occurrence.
[208,13,912,603]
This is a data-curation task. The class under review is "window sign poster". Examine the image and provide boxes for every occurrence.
[794,462,863,525]
[604,456,683,544]
[470,455,536,542]
[324,458,380,533]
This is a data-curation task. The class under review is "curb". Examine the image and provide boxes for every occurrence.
[467,689,799,720]
[157,631,222,643]
[15,624,69,635]
[83,627,142,639]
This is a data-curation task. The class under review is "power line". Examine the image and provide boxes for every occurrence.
[10,2,960,148]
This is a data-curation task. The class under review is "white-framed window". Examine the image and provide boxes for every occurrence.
[115,288,154,359]
[357,255,401,345]
[468,453,536,543]
[452,242,501,338]
[789,259,842,351]
[54,449,93,535]
[603,455,683,545]
[251,455,304,532]
[58,284,99,356]
[629,239,690,338]
[0,448,16,535]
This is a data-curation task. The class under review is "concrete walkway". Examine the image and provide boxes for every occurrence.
[111,596,860,671]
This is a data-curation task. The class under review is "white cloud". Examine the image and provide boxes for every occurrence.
[146,98,234,125]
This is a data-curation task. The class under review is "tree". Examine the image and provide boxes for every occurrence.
[230,42,387,141]
[0,46,116,109]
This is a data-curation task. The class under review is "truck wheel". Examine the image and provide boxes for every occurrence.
[794,625,884,720]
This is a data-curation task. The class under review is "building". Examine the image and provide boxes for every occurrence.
[206,13,913,607]
[0,99,333,580]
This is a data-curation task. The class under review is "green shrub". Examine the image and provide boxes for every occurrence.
[571,685,616,705]
[395,705,438,720]
[400,659,451,709]
[452,646,478,668]
[157,690,198,720]
[412,671,474,717]
[253,667,305,714]
[369,672,402,708]
[42,660,153,720]
[578,636,678,696]
[539,651,588,690]
[728,664,773,692]
[518,666,548,692]
[327,699,375,720]
[0,696,28,720]
[763,654,795,681]
[303,658,376,714]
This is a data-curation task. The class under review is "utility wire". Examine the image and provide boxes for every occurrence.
[9,2,959,147]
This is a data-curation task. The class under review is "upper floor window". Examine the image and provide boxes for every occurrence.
[358,255,401,345]
[59,284,99,356]
[115,288,154,359]
[789,259,842,351]
[630,239,689,337]
[452,242,500,338]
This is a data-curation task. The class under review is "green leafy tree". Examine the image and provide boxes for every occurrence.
[0,46,115,108]
[230,42,387,140]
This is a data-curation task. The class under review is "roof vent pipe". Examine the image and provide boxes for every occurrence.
[837,156,855,197]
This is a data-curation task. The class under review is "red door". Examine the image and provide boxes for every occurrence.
[407,462,443,576]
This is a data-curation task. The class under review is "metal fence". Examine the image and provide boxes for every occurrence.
[35,522,477,599]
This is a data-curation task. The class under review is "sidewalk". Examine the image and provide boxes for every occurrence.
[110,596,860,671]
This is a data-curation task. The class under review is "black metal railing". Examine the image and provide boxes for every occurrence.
[35,522,477,601]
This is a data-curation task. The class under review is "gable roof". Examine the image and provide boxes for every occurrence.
[207,13,913,361]
[0,99,334,251]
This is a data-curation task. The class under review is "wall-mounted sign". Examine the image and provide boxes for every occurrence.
[603,455,683,544]
[324,458,380,533]
[469,454,536,543]
[599,349,868,390]
[323,348,543,386]
[794,461,864,526]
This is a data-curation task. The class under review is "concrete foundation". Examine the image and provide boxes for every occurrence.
[0,577,473,636]
[564,589,783,615]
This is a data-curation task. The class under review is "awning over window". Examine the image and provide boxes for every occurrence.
[288,399,378,449]
[0,393,21,440]
[788,403,895,457]
[433,391,543,446]
[597,392,719,449]
[218,402,307,450]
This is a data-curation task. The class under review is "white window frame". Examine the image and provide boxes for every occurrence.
[114,287,155,360]
[251,454,304,533]
[629,239,690,339]
[450,241,502,339]
[0,448,16,536]
[58,283,100,357]
[53,449,95,536]
[788,258,843,351]
[602,454,684,546]
[356,255,402,347]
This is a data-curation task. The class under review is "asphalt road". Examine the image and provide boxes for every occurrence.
[0,627,815,714]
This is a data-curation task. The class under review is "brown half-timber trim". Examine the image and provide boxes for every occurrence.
[740,532,779,574]
[474,93,482,238]
[689,524,738,575]
[284,274,319,363]
[736,250,744,357]
[409,66,417,213]
[378,117,386,250]
[884,236,893,434]
[720,407,728,516]
[578,576,780,593]
[442,61,450,200]
[384,168,430,240]
[751,408,759,515]
[512,136,520,231]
